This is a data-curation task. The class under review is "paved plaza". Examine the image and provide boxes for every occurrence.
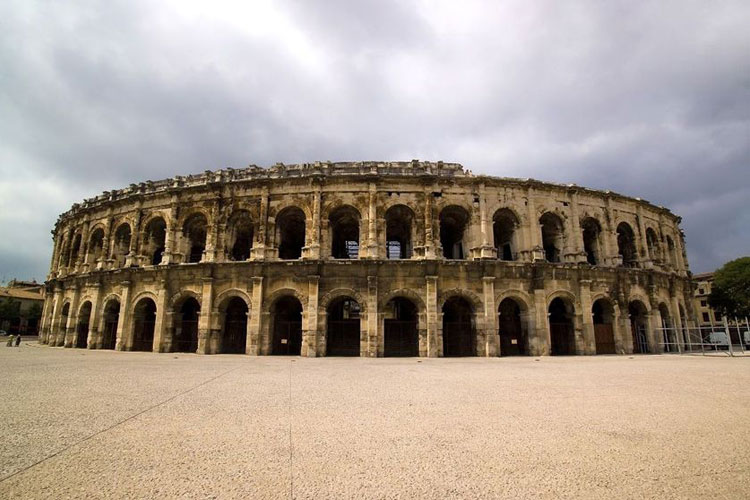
[1,345,749,499]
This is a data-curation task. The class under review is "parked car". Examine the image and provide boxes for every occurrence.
[0,330,8,336]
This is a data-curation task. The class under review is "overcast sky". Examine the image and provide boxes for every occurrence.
[1,0,748,282]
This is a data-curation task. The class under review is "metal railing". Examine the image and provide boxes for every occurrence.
[655,317,750,356]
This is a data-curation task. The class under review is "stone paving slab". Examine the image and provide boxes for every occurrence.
[0,346,748,499]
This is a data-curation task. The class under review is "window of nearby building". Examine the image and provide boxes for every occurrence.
[702,312,710,322]
[698,288,705,295]
[715,312,722,321]
[700,300,707,307]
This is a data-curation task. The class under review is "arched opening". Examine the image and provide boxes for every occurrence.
[548,297,575,355]
[384,297,418,357]
[60,302,70,341]
[87,228,105,266]
[132,298,156,352]
[617,222,637,267]
[227,211,254,261]
[220,297,248,354]
[628,301,649,354]
[493,209,519,261]
[440,205,470,260]
[666,236,677,268]
[330,206,360,259]
[540,213,564,263]
[326,297,361,356]
[442,296,475,356]
[498,298,526,356]
[592,299,616,354]
[646,228,660,263]
[143,217,167,265]
[276,207,306,260]
[272,296,303,355]
[385,205,414,259]
[102,299,120,350]
[183,214,208,263]
[581,217,602,265]
[76,301,92,348]
[659,303,676,352]
[69,233,82,267]
[173,297,200,353]
[112,224,131,268]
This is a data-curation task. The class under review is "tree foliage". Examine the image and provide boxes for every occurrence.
[0,298,21,322]
[708,256,750,319]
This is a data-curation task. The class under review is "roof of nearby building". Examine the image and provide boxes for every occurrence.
[693,272,714,281]
[0,287,44,301]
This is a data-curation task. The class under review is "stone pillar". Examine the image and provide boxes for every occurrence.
[197,277,214,353]
[302,275,320,357]
[115,281,132,351]
[49,287,64,345]
[425,276,439,356]
[532,288,549,356]
[65,286,81,348]
[475,184,497,259]
[247,277,264,355]
[605,199,621,267]
[204,201,218,263]
[482,277,497,356]
[305,186,322,259]
[578,281,596,354]
[87,283,102,348]
[636,205,651,267]
[365,276,378,356]
[423,190,436,259]
[363,183,377,259]
[163,203,180,264]
[671,295,684,353]
[251,187,270,260]
[568,191,587,263]
[153,281,169,352]
[525,188,544,262]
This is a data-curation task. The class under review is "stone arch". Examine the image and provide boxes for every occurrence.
[319,287,367,313]
[439,204,471,260]
[496,293,532,356]
[539,211,566,263]
[548,295,577,355]
[438,288,484,315]
[546,289,579,308]
[492,207,521,261]
[274,206,307,260]
[581,216,604,265]
[169,289,202,310]
[225,209,254,261]
[384,204,416,259]
[141,215,168,265]
[213,289,252,313]
[328,204,362,259]
[265,287,308,313]
[495,289,533,313]
[379,288,426,314]
[591,296,617,354]
[76,300,93,349]
[616,221,638,267]
[271,200,313,221]
[130,290,159,308]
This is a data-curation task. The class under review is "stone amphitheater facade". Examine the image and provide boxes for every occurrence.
[39,161,695,358]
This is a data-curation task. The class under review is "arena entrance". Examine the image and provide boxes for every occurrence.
[221,297,248,354]
[132,298,156,351]
[442,297,475,356]
[76,301,92,349]
[384,297,418,357]
[592,299,616,354]
[272,296,303,355]
[326,298,361,356]
[498,298,526,356]
[102,300,120,350]
[549,297,575,355]
[173,297,199,353]
[629,301,650,354]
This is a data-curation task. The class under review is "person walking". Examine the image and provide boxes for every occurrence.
[6,334,14,347]
[15,335,21,347]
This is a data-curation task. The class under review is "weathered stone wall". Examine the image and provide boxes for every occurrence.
[39,161,695,357]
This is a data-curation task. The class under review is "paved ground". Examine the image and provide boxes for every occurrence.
[1,344,748,499]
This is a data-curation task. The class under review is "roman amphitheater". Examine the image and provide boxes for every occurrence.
[38,161,694,358]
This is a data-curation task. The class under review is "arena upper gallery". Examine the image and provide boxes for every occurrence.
[39,161,695,358]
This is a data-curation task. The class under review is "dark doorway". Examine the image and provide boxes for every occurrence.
[659,303,676,352]
[330,206,360,259]
[228,211,254,261]
[183,214,208,263]
[144,217,167,265]
[549,297,575,355]
[76,301,92,349]
[384,297,418,357]
[327,298,361,356]
[385,205,414,259]
[102,300,120,350]
[443,297,475,356]
[493,209,519,261]
[132,298,156,351]
[173,297,200,353]
[498,298,526,356]
[222,297,248,354]
[617,222,638,267]
[581,217,602,265]
[272,296,303,355]
[592,299,616,354]
[276,207,306,260]
[629,301,650,354]
[440,206,469,259]
[540,212,564,263]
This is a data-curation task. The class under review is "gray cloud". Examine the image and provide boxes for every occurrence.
[1,0,748,281]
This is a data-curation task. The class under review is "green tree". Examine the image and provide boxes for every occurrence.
[0,298,21,322]
[708,256,750,319]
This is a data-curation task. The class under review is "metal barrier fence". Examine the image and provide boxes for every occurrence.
[655,317,750,356]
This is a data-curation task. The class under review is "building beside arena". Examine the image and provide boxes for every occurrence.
[39,161,695,357]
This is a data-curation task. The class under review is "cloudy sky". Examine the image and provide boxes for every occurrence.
[1,0,748,282]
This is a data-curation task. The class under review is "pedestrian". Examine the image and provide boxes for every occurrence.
[6,335,14,347]
[15,335,21,347]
